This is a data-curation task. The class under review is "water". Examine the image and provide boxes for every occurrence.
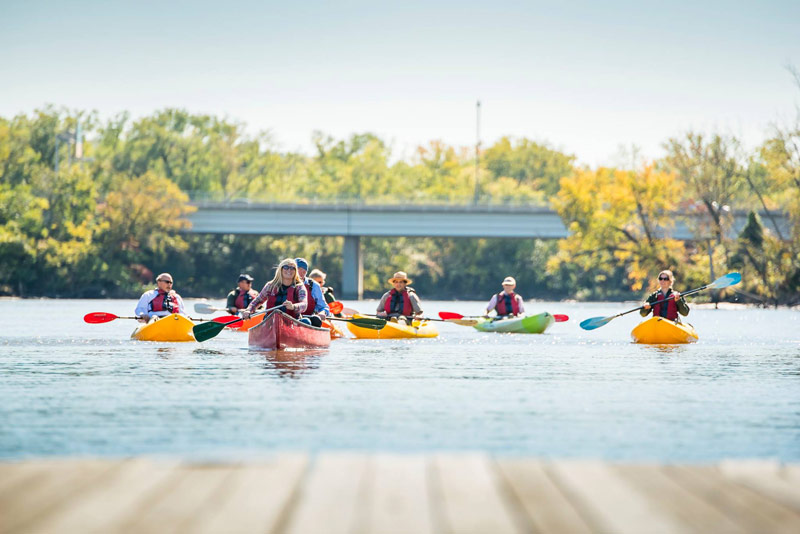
[1,299,798,461]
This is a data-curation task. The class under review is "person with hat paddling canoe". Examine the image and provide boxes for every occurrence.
[485,276,525,319]
[640,269,689,321]
[294,258,331,327]
[376,271,423,324]
[134,272,186,322]
[241,259,308,321]
[226,273,260,315]
[309,268,343,317]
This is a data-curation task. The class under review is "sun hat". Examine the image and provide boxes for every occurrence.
[237,273,254,282]
[502,276,516,286]
[388,271,412,284]
[294,258,309,271]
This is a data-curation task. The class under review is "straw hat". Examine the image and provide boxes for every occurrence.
[388,271,412,284]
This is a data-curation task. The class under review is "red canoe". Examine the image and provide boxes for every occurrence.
[248,310,332,350]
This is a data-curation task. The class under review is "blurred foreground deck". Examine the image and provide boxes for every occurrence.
[1,454,799,533]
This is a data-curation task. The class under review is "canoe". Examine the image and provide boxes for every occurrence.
[473,312,554,334]
[131,313,195,342]
[631,316,699,344]
[346,315,438,339]
[248,310,332,350]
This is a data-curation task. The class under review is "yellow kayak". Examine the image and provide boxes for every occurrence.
[347,315,438,339]
[631,316,698,344]
[131,314,196,342]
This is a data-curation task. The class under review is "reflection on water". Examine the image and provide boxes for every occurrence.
[1,299,798,461]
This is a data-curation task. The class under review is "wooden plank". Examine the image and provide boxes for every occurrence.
[718,460,800,513]
[0,459,119,533]
[612,464,747,534]
[430,453,523,534]
[495,458,592,534]
[546,460,686,534]
[187,454,308,534]
[22,458,179,533]
[664,465,800,534]
[364,454,434,534]
[283,453,370,534]
[119,463,235,533]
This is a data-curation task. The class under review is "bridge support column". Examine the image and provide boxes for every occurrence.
[342,235,363,300]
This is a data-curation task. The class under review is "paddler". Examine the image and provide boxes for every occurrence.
[294,258,330,327]
[226,273,259,315]
[134,272,186,322]
[309,268,343,317]
[241,259,307,321]
[485,276,525,318]
[640,270,689,321]
[376,271,423,324]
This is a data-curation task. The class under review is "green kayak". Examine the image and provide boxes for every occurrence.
[473,312,555,334]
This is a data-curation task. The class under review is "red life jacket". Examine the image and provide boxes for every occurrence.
[384,288,414,316]
[301,279,317,315]
[494,291,520,316]
[266,283,302,318]
[234,288,258,310]
[149,290,178,313]
[653,290,679,320]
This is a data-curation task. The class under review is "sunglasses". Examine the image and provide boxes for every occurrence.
[281,266,296,271]
[158,280,173,284]
[658,276,670,281]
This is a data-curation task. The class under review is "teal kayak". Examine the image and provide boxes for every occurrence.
[473,312,555,334]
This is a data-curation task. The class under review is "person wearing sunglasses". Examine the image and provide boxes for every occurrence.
[309,268,343,318]
[135,272,186,322]
[640,270,689,321]
[241,258,307,321]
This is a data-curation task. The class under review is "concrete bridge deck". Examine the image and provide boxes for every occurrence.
[2,454,799,533]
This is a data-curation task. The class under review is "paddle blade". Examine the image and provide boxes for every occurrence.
[212,315,242,324]
[438,311,464,320]
[348,317,387,330]
[84,312,119,324]
[194,302,218,314]
[447,318,478,326]
[193,321,228,342]
[553,314,569,323]
[708,272,741,289]
[329,301,344,314]
[579,316,613,330]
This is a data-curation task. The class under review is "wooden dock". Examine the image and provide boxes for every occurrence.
[1,454,798,533]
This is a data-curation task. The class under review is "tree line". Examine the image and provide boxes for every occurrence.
[1,105,798,304]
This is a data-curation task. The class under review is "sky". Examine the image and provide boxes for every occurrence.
[1,0,799,166]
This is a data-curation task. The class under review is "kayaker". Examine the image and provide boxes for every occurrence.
[485,276,525,318]
[641,270,689,321]
[376,271,423,324]
[134,272,186,322]
[309,268,343,317]
[294,258,331,327]
[241,259,308,321]
[226,274,260,315]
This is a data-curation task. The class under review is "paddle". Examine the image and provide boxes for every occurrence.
[194,302,228,314]
[329,301,344,315]
[193,305,286,342]
[579,272,742,331]
[438,311,570,323]
[327,316,386,329]
[83,312,240,324]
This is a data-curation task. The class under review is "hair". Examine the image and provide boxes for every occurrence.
[309,268,326,281]
[268,258,301,289]
[659,270,675,285]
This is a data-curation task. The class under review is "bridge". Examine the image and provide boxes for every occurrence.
[187,202,790,298]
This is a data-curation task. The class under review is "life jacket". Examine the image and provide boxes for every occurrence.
[149,290,178,313]
[494,291,520,316]
[384,288,415,316]
[266,283,302,318]
[301,279,317,315]
[234,288,258,310]
[653,289,679,320]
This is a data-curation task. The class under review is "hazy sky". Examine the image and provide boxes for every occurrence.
[2,0,798,166]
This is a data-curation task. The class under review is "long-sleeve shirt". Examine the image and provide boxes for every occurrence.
[640,288,689,317]
[135,289,186,318]
[305,278,330,316]
[485,293,525,315]
[246,281,307,315]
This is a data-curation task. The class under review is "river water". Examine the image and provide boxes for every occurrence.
[1,299,798,461]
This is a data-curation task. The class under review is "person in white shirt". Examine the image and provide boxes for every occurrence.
[485,276,525,318]
[135,273,186,322]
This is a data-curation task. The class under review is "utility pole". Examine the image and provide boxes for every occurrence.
[473,100,481,204]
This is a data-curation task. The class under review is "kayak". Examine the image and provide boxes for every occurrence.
[346,315,438,339]
[131,313,195,342]
[249,310,332,350]
[631,316,699,344]
[228,315,262,331]
[473,312,554,334]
